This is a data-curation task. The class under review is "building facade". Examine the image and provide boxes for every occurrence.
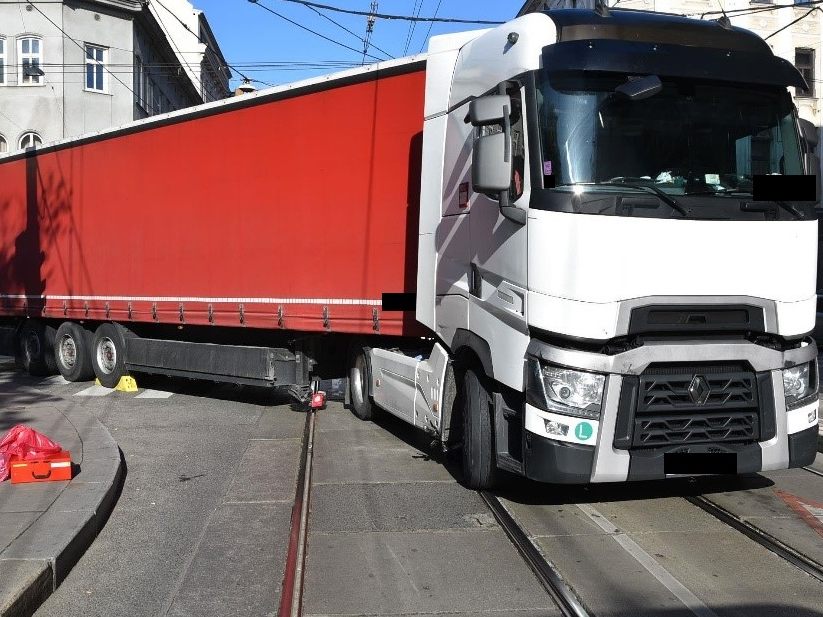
[517,0,822,160]
[0,0,230,153]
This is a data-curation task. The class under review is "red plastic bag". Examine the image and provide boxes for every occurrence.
[0,425,63,481]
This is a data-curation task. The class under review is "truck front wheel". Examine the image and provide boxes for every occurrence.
[349,349,376,421]
[91,323,127,388]
[55,322,95,382]
[462,367,498,490]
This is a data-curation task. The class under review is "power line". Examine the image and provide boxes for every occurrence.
[297,0,393,61]
[418,0,444,54]
[765,6,821,40]
[267,0,503,24]
[246,0,385,62]
[694,0,823,19]
[151,0,205,94]
[403,0,424,55]
[362,1,380,64]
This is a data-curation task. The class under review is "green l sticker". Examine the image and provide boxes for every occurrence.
[575,422,593,441]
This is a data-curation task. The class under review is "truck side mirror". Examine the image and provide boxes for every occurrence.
[468,95,510,126]
[472,132,511,193]
[468,95,527,225]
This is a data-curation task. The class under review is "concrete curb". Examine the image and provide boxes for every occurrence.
[0,409,123,617]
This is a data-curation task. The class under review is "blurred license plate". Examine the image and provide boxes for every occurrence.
[664,452,736,475]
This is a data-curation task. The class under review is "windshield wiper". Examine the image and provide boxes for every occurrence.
[575,182,688,216]
[686,189,803,220]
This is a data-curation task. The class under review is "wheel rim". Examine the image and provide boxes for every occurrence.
[96,337,117,374]
[351,355,366,408]
[58,334,77,369]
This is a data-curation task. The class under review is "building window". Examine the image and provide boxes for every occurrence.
[0,38,6,85]
[85,44,107,93]
[796,48,815,97]
[18,37,43,85]
[18,132,41,150]
[0,134,7,153]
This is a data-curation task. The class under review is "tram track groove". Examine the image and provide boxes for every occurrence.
[278,408,317,617]
[480,491,592,617]
[686,495,823,583]
[803,466,823,479]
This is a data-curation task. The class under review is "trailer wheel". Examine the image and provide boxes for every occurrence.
[91,323,127,388]
[17,320,57,376]
[54,322,95,382]
[462,366,497,490]
[349,350,376,421]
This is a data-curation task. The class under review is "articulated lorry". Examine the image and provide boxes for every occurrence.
[1,8,820,489]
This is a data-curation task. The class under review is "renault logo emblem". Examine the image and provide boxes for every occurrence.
[688,375,711,405]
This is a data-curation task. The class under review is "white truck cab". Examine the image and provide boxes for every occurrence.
[365,8,820,488]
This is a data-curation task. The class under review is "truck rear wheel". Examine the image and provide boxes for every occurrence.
[55,322,95,382]
[349,350,376,421]
[462,367,498,490]
[17,320,57,376]
[91,323,127,388]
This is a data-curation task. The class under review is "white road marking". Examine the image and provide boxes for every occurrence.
[74,384,114,397]
[803,504,823,525]
[577,503,720,617]
[135,389,174,399]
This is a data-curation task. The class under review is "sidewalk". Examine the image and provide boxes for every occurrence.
[0,362,123,617]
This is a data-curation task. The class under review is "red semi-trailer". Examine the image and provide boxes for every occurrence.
[2,10,821,489]
[0,60,425,339]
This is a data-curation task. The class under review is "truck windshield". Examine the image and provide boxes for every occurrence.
[536,71,803,197]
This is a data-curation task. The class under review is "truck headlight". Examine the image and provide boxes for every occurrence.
[526,359,606,419]
[783,361,818,410]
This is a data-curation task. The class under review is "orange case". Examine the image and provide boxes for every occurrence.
[9,450,73,484]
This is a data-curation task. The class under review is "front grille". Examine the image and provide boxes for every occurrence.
[640,366,756,413]
[636,411,759,446]
[620,363,762,448]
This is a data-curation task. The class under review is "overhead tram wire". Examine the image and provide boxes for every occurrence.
[362,1,379,65]
[403,0,424,56]
[150,0,276,87]
[695,0,823,19]
[246,0,385,63]
[418,0,444,54]
[270,0,502,25]
[25,1,137,98]
[298,1,394,61]
[765,6,822,40]
[151,0,205,95]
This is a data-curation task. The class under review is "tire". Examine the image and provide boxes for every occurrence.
[17,320,57,376]
[54,322,95,382]
[462,366,498,490]
[91,323,127,388]
[349,349,376,421]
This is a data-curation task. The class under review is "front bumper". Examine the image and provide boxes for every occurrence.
[523,338,819,483]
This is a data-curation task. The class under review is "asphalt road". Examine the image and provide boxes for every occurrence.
[1,363,822,617]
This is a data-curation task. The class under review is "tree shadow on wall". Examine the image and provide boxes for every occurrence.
[0,150,86,316]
